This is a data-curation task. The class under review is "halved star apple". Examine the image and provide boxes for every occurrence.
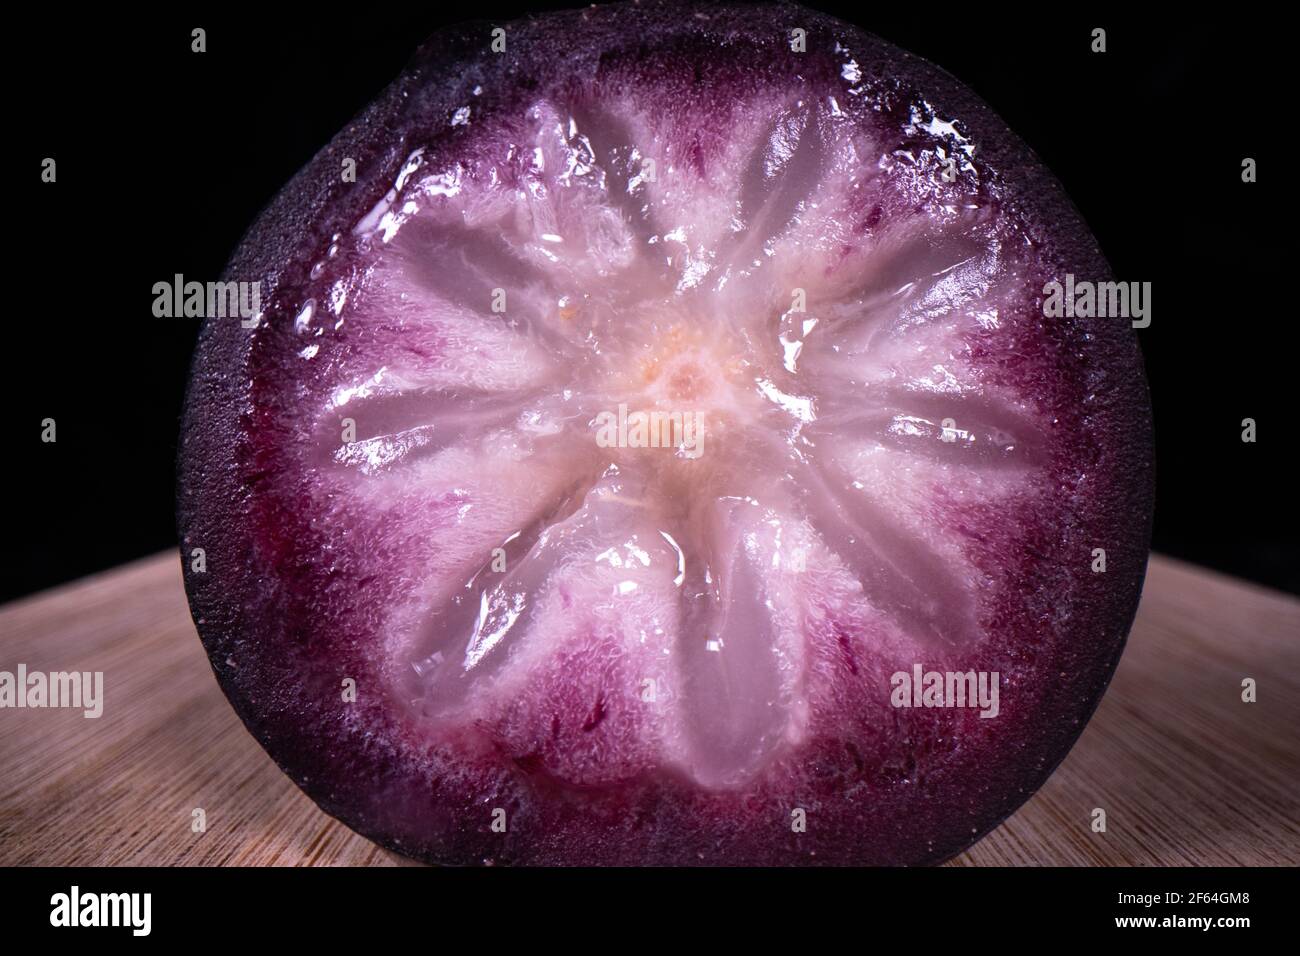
[179,2,1154,865]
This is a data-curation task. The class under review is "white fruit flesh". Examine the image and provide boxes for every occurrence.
[290,85,1053,791]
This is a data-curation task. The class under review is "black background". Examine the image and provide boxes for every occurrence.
[9,3,1294,603]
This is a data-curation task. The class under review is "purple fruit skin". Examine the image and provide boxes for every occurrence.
[178,1,1154,865]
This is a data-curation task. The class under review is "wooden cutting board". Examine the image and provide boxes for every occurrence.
[1,552,1296,866]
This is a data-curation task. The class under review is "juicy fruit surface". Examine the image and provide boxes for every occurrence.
[180,2,1153,864]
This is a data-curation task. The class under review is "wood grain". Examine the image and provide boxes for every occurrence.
[1,552,1296,866]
